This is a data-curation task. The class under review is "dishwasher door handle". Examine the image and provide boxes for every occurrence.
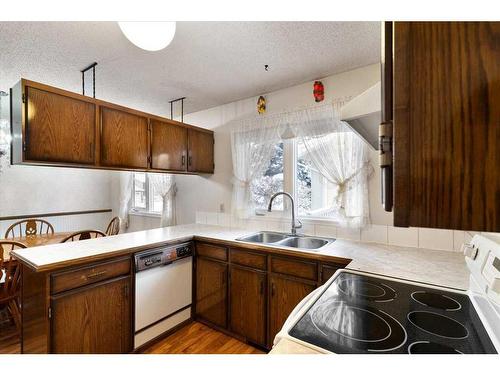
[160,261,173,267]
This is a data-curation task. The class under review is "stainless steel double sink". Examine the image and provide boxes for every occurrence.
[235,231,335,251]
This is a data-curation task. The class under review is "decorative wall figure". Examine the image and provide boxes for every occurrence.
[257,95,266,114]
[313,81,325,102]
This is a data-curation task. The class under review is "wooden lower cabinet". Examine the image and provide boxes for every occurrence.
[268,275,316,345]
[20,256,133,354]
[195,257,228,328]
[51,276,132,353]
[193,241,349,350]
[229,265,266,346]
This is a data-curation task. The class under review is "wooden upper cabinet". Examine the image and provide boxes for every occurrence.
[51,276,132,353]
[229,265,266,346]
[10,79,214,174]
[391,22,500,231]
[151,119,188,171]
[24,86,96,164]
[100,106,149,169]
[188,128,214,173]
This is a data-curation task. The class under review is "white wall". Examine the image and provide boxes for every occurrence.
[174,63,391,225]
[129,62,499,253]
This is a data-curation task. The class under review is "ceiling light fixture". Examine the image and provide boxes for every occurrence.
[118,22,176,52]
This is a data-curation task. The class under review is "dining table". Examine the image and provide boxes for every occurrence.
[2,232,73,260]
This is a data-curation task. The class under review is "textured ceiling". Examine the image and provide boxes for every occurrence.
[0,22,380,117]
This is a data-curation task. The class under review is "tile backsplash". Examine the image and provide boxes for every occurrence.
[195,211,498,253]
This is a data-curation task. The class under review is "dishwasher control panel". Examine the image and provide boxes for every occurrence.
[135,242,193,272]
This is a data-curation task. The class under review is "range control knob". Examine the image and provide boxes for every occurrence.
[462,244,478,260]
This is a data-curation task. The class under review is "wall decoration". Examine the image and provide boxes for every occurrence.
[257,95,266,114]
[313,81,325,102]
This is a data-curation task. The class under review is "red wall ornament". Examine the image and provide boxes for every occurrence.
[313,81,324,102]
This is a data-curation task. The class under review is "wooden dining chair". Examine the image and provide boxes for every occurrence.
[105,216,121,236]
[60,230,106,243]
[5,218,54,239]
[0,240,27,334]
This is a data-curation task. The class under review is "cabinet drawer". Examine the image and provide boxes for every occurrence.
[196,242,228,262]
[51,257,131,294]
[230,248,266,270]
[270,256,317,281]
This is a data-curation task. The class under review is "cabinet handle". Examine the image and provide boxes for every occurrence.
[85,270,107,280]
[188,156,192,166]
[271,282,275,297]
[181,155,186,166]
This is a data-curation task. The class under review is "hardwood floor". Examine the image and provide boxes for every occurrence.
[140,322,266,354]
[0,321,265,354]
[0,308,20,354]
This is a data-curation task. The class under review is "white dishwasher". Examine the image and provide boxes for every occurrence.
[134,242,193,349]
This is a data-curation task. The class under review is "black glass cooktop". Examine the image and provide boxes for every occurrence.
[288,271,497,354]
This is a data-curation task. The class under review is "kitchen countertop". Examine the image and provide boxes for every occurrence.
[12,223,469,290]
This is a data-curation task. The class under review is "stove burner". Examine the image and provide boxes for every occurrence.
[408,341,462,354]
[337,274,397,302]
[311,302,391,342]
[306,301,407,352]
[411,291,461,311]
[407,311,468,339]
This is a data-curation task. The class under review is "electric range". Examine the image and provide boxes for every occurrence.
[274,234,500,354]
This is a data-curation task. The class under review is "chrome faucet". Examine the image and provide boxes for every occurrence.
[267,192,302,235]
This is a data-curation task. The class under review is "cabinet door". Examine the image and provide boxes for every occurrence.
[25,86,96,164]
[151,119,187,171]
[51,277,132,353]
[188,128,214,173]
[268,275,315,345]
[229,265,266,346]
[100,107,149,169]
[195,257,227,328]
[393,22,500,231]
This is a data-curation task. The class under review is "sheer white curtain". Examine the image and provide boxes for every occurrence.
[118,172,134,232]
[229,102,372,228]
[289,105,373,228]
[230,116,283,219]
[149,173,177,227]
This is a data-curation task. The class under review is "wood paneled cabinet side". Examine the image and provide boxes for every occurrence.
[390,21,500,231]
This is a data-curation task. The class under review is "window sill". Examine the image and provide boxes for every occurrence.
[129,210,161,219]
[250,212,339,226]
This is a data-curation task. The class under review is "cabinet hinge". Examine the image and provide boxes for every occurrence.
[22,141,27,152]
[48,307,52,319]
[22,93,26,103]
[379,120,393,167]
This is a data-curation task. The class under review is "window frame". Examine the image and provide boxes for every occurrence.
[131,172,163,216]
[251,138,339,222]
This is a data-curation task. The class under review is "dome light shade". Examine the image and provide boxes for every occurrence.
[118,22,176,51]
